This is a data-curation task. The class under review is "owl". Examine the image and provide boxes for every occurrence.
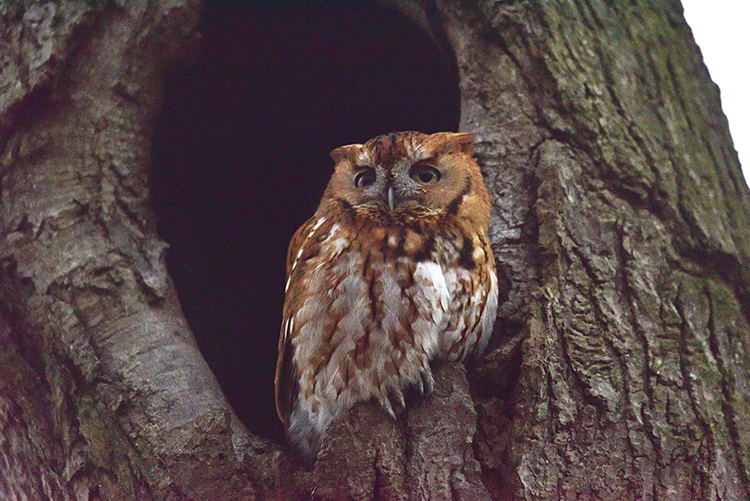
[275,131,498,461]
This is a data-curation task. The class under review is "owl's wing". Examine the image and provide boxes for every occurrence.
[275,311,297,427]
[274,216,321,426]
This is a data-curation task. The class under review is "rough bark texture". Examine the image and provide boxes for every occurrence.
[1,0,749,500]
[436,0,750,499]
[0,1,295,499]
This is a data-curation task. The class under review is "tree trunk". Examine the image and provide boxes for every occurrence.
[445,1,750,498]
[1,0,748,500]
[0,1,295,499]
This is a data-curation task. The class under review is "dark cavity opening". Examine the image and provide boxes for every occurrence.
[151,0,460,443]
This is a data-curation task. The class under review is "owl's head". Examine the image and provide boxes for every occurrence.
[320,131,491,228]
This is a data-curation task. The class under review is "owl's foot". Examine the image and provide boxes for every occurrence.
[380,384,406,419]
[378,367,436,419]
[419,369,435,396]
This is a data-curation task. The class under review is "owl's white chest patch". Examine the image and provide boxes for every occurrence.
[414,261,450,313]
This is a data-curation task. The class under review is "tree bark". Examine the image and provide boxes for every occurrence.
[1,0,749,500]
[0,1,295,499]
[436,1,750,499]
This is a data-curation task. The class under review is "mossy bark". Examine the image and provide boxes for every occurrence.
[437,0,750,499]
[1,0,748,500]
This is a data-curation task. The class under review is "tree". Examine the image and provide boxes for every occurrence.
[1,0,748,499]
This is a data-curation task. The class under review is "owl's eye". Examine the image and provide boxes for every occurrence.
[410,163,441,184]
[354,169,376,188]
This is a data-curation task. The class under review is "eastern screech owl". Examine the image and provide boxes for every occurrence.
[275,131,498,461]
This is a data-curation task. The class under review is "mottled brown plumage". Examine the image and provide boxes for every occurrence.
[275,131,498,460]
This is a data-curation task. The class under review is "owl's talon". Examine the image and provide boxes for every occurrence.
[422,371,435,395]
[381,396,396,419]
[391,386,406,410]
[415,375,424,395]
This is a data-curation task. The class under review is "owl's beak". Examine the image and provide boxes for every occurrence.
[387,186,396,212]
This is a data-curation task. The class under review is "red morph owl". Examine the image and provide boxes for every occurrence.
[275,131,498,461]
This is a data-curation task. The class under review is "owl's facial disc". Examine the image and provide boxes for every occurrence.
[348,159,447,214]
[358,167,412,212]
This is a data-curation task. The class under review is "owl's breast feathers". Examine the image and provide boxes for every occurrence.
[275,209,498,457]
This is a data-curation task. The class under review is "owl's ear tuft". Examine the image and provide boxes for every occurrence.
[442,132,474,155]
[330,144,363,164]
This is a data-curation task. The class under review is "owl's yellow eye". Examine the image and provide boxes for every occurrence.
[354,169,376,188]
[410,164,441,184]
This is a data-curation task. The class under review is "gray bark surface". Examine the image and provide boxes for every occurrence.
[1,0,748,500]
[439,1,750,499]
[1,1,295,499]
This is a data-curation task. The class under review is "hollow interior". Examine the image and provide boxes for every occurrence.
[151,0,460,443]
